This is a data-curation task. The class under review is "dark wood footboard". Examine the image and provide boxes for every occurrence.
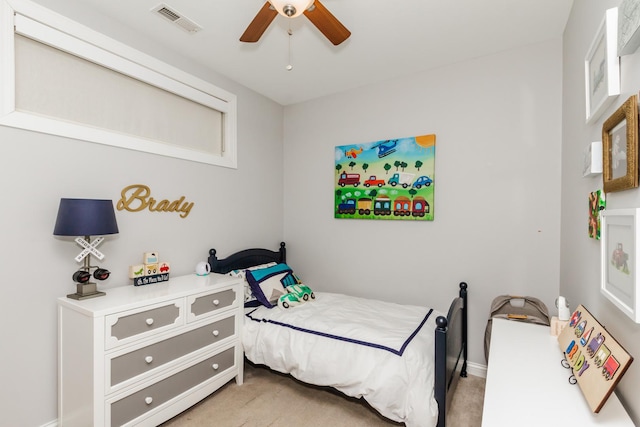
[434,282,468,427]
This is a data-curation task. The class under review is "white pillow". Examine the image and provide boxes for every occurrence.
[228,262,277,302]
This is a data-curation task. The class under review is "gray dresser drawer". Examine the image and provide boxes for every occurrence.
[110,347,235,427]
[110,315,235,387]
[189,289,236,319]
[106,301,182,348]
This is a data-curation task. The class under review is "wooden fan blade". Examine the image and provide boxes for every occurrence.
[240,2,278,43]
[303,0,351,46]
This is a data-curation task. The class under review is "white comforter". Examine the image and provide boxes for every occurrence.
[242,292,442,427]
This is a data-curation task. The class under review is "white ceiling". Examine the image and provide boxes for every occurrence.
[28,0,574,106]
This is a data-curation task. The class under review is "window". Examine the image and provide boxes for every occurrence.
[0,0,237,167]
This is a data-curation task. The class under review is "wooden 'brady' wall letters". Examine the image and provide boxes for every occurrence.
[117,184,194,218]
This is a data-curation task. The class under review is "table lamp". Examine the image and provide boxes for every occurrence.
[53,198,119,300]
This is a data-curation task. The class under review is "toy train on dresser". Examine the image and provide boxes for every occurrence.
[337,195,429,217]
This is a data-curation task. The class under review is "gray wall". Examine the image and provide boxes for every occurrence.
[562,0,640,423]
[0,7,284,427]
[283,39,564,370]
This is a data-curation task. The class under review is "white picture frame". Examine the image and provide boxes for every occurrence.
[583,141,603,177]
[619,0,640,56]
[585,8,620,124]
[601,208,640,323]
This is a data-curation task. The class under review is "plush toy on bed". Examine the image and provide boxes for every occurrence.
[278,284,316,309]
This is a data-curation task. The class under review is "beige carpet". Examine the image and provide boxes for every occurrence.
[161,362,485,427]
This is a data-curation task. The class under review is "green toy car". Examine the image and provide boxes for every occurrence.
[278,284,315,309]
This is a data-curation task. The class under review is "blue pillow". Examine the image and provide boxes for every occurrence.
[246,263,301,308]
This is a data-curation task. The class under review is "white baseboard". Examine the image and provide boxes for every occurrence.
[41,420,57,427]
[465,361,487,378]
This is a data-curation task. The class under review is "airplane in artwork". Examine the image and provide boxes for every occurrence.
[345,147,363,158]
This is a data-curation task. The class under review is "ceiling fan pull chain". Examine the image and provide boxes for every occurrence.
[286,27,293,71]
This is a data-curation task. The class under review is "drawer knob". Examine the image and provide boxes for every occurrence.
[145,318,154,326]
[212,330,220,337]
[145,397,153,405]
[212,363,219,370]
[212,299,220,306]
[145,356,153,364]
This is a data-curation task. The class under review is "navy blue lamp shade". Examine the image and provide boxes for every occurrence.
[53,198,119,236]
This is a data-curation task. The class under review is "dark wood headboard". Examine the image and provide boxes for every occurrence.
[208,242,286,274]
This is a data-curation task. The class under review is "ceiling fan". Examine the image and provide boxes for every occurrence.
[240,0,351,46]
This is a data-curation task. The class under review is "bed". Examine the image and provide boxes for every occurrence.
[207,242,468,427]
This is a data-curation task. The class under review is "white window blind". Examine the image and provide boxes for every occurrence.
[0,0,237,167]
[15,35,223,155]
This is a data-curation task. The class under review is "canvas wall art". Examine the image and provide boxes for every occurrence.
[334,134,435,221]
[588,190,606,239]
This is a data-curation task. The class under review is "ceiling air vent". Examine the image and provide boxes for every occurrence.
[151,4,202,33]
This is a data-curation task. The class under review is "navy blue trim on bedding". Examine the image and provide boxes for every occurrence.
[245,300,262,308]
[245,308,434,356]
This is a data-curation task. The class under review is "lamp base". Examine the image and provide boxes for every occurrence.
[67,282,106,300]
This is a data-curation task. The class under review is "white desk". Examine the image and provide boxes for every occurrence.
[482,318,633,426]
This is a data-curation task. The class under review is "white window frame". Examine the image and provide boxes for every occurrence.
[0,0,237,168]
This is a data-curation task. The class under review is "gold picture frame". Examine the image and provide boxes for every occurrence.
[602,94,639,193]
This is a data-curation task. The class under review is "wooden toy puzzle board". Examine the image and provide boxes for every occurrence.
[557,304,633,413]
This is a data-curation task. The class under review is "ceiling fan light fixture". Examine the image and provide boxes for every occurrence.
[269,0,314,18]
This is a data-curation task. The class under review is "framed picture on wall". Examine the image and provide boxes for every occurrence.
[601,208,640,323]
[585,8,620,124]
[602,94,638,193]
[618,0,640,56]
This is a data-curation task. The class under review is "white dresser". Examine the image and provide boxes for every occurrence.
[482,318,633,426]
[58,273,244,427]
